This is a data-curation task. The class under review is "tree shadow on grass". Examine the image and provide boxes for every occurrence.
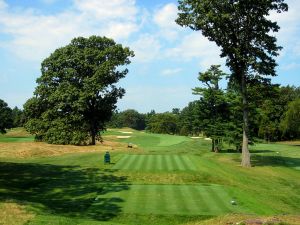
[250,154,300,169]
[0,162,129,221]
[219,148,276,154]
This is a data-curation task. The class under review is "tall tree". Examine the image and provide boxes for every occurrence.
[193,65,228,152]
[176,0,288,167]
[0,99,13,134]
[24,36,134,145]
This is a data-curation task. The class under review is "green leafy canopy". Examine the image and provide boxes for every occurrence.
[24,36,134,145]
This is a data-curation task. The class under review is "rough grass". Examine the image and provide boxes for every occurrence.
[0,128,299,225]
[0,201,35,225]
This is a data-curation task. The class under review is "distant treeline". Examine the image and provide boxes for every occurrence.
[108,85,300,148]
[0,99,25,133]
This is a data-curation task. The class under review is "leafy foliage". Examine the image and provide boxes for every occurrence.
[280,98,300,139]
[0,99,13,133]
[193,65,229,151]
[108,109,146,130]
[11,107,25,128]
[24,36,134,145]
[176,0,288,167]
[146,112,179,134]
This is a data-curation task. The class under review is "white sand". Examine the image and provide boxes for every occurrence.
[204,138,212,141]
[116,136,131,139]
[190,137,201,139]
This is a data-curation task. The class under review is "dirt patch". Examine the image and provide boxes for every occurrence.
[0,201,34,225]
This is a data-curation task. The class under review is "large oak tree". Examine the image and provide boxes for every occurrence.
[24,36,134,145]
[176,0,288,167]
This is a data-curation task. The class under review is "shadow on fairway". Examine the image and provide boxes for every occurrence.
[220,149,276,154]
[0,162,129,221]
[251,154,300,168]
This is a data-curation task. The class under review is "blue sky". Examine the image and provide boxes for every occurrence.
[0,0,299,113]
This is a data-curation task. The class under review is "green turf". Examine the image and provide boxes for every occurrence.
[92,184,247,215]
[103,131,193,152]
[0,128,34,142]
[0,129,300,225]
[113,154,197,171]
[0,136,34,142]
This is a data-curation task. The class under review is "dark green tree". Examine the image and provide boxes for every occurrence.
[178,101,202,136]
[11,107,24,127]
[146,113,179,134]
[176,0,288,167]
[193,65,228,152]
[0,99,13,134]
[280,98,300,139]
[24,36,134,145]
[111,109,146,130]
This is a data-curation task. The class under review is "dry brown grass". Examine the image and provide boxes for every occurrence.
[183,214,300,225]
[0,201,34,225]
[0,140,133,159]
[3,128,32,137]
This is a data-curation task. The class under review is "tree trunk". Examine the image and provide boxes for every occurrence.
[241,74,251,167]
[91,134,96,145]
[90,126,96,145]
[214,139,219,153]
[211,138,215,152]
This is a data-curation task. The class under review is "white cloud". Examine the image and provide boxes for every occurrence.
[165,33,224,70]
[129,34,161,62]
[267,1,300,70]
[161,68,182,76]
[74,0,137,22]
[269,1,300,53]
[0,0,139,62]
[154,3,177,29]
[153,3,180,40]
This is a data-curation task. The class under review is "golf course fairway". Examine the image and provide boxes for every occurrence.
[0,128,299,225]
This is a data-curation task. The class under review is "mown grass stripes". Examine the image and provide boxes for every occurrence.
[112,155,197,171]
[98,184,240,215]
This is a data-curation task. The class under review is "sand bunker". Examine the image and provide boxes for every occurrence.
[117,136,131,139]
[204,138,212,141]
[190,137,201,139]
[120,131,133,134]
